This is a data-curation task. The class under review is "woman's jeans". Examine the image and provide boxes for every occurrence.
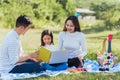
[9,59,45,73]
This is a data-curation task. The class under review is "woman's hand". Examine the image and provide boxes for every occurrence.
[77,57,84,67]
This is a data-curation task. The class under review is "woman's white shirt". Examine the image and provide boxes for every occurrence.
[58,31,87,59]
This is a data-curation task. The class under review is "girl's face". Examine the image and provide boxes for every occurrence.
[43,35,51,45]
[66,20,75,33]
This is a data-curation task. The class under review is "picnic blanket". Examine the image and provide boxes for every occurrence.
[84,59,120,72]
[0,59,120,80]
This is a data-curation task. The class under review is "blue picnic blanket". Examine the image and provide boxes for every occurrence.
[0,59,120,80]
[84,59,120,72]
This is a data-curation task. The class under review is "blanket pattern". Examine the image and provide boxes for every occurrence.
[0,59,120,80]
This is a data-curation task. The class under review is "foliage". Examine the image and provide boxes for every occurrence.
[90,0,120,30]
[0,0,76,28]
[66,0,76,16]
[75,0,120,30]
[75,0,104,8]
[0,0,120,30]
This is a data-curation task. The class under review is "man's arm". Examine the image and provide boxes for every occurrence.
[8,40,39,64]
[17,51,39,63]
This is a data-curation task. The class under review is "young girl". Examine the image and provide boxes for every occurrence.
[40,30,57,51]
[58,15,87,68]
[40,30,67,70]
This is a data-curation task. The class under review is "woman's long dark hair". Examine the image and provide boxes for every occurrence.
[41,30,54,46]
[63,15,81,32]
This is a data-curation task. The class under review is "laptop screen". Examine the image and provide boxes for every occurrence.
[49,50,69,64]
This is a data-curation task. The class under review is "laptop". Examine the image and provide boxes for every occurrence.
[48,50,69,64]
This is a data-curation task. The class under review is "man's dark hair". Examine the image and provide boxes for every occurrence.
[16,15,32,28]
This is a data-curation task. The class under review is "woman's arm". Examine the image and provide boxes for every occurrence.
[79,33,87,58]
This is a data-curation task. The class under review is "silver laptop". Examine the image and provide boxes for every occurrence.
[49,50,69,64]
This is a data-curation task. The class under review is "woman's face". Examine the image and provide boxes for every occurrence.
[66,20,75,33]
[43,35,51,45]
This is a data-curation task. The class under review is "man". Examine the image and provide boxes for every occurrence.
[0,15,44,73]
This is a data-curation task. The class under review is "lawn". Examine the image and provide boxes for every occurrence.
[20,72,120,80]
[0,28,120,80]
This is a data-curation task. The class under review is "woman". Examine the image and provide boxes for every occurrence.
[58,15,87,68]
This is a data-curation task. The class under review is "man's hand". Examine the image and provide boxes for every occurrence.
[29,51,43,62]
[17,51,40,63]
[30,58,43,62]
[30,51,39,58]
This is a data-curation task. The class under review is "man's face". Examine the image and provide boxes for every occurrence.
[21,26,30,35]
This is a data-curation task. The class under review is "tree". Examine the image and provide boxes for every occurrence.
[0,0,34,28]
[90,0,120,30]
[66,0,76,16]
[0,0,72,28]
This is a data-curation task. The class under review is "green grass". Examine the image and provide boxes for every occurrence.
[0,28,120,80]
[19,72,120,80]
